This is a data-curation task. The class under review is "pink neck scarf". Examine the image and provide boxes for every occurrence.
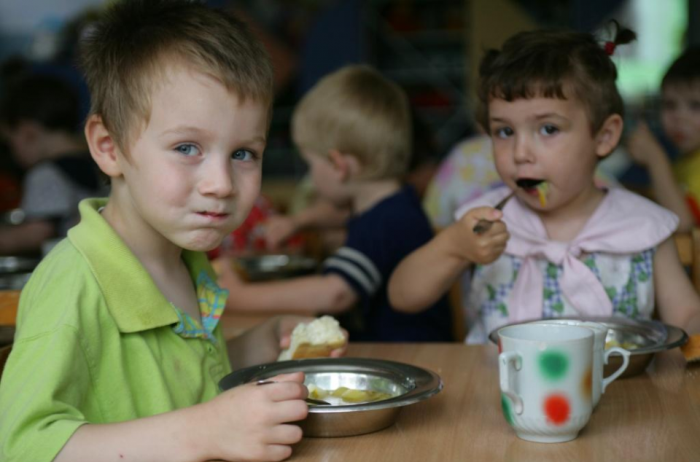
[456,187,678,322]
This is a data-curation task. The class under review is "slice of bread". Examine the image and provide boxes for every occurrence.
[278,316,345,361]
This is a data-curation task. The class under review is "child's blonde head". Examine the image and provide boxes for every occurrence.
[79,0,274,155]
[291,65,411,181]
[476,23,636,135]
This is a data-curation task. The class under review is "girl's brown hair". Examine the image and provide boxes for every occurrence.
[476,22,636,134]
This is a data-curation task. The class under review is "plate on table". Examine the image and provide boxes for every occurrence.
[489,317,689,378]
[219,357,443,437]
[234,254,318,281]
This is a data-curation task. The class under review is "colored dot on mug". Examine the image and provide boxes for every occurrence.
[501,394,514,426]
[581,366,593,399]
[538,351,569,380]
[544,394,570,425]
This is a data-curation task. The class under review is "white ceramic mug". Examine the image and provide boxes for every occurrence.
[498,324,594,443]
[529,319,630,408]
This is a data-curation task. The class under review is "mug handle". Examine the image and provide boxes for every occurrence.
[499,351,524,414]
[602,347,631,393]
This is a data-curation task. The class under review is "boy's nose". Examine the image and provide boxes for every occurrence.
[199,159,235,198]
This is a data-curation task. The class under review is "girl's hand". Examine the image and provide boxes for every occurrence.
[447,206,509,265]
[201,372,308,462]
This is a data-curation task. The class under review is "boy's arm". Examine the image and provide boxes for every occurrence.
[55,373,308,462]
[389,207,508,313]
[627,123,695,231]
[220,262,357,315]
[653,238,700,333]
[265,199,350,251]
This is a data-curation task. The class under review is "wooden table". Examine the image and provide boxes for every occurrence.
[289,343,700,462]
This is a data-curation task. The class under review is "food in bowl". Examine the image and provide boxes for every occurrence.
[307,384,393,405]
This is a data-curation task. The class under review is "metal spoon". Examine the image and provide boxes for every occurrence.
[472,191,515,234]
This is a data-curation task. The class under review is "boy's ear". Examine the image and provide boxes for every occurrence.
[328,149,361,181]
[85,114,123,177]
[594,114,623,158]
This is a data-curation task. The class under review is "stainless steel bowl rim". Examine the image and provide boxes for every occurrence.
[219,357,443,413]
[488,316,688,355]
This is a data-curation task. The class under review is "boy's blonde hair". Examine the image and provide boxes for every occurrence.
[291,65,411,180]
[79,0,274,155]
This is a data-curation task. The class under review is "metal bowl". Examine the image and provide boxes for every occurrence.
[489,317,689,378]
[219,357,443,437]
[235,254,318,282]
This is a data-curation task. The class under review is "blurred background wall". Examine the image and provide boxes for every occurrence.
[0,0,697,184]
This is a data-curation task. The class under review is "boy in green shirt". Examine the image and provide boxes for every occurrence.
[0,1,344,461]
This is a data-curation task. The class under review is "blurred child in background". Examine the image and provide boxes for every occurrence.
[219,65,453,342]
[0,73,104,255]
[627,47,700,232]
[390,24,700,343]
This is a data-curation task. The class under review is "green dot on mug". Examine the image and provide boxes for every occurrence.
[501,394,515,426]
[538,350,569,380]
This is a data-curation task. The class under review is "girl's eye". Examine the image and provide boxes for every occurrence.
[175,144,201,156]
[540,124,559,136]
[232,149,254,161]
[689,100,700,112]
[493,127,513,138]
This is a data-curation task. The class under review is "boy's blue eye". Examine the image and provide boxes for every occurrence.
[175,144,201,156]
[540,125,559,136]
[232,149,253,161]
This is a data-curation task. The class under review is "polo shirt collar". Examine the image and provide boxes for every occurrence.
[68,198,218,333]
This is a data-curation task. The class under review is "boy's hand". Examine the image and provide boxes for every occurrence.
[202,372,308,462]
[445,206,509,265]
[277,316,349,358]
[627,122,666,167]
[265,215,298,251]
[214,257,247,289]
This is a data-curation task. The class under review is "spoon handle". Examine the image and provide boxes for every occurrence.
[472,191,515,234]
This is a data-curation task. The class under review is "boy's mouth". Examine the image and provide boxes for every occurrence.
[197,211,229,218]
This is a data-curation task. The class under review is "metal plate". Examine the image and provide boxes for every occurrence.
[489,317,689,377]
[235,254,318,281]
[219,358,443,437]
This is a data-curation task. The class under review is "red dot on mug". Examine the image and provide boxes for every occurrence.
[544,394,570,425]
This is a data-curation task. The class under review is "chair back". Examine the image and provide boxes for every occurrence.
[674,228,700,291]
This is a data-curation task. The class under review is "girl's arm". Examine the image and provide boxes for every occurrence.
[627,123,695,231]
[653,238,700,333]
[389,207,508,313]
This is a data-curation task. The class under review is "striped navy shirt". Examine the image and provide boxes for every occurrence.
[323,186,453,342]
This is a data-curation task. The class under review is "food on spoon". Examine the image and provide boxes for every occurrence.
[681,334,700,363]
[307,384,392,404]
[278,315,346,361]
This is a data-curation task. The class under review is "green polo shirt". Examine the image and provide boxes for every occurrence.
[0,198,232,462]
